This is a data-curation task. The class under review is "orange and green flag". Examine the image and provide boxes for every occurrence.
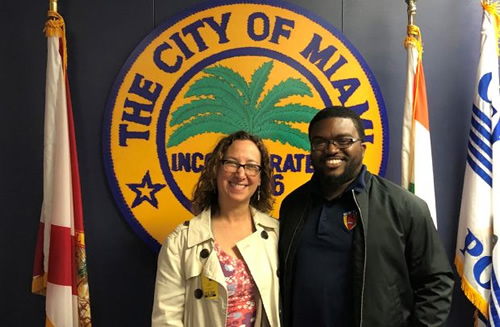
[401,23,437,227]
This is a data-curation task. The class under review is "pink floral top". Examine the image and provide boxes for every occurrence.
[214,242,257,327]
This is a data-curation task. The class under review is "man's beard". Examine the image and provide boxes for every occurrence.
[318,170,354,192]
[313,159,362,193]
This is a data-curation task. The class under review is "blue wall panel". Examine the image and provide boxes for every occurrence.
[1,0,486,325]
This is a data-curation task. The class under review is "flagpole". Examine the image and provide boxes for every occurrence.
[406,0,416,27]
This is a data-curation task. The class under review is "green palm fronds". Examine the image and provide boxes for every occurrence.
[168,116,245,147]
[257,122,312,150]
[258,103,318,123]
[203,65,250,102]
[170,98,247,127]
[248,61,273,108]
[254,78,313,122]
[186,76,247,109]
[167,60,318,150]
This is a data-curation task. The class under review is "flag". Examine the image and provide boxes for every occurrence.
[455,1,500,325]
[401,23,437,227]
[32,10,92,327]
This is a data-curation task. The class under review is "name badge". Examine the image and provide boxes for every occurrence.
[201,275,218,299]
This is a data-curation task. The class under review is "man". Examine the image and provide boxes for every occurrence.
[278,106,454,327]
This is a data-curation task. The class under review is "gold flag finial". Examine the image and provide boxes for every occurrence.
[49,0,57,13]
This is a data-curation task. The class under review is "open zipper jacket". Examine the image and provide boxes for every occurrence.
[278,170,454,327]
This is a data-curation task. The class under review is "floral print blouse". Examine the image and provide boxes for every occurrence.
[215,242,257,327]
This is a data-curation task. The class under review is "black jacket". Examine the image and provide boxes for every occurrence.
[278,170,454,327]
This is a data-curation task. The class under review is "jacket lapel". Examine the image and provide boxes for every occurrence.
[186,209,226,289]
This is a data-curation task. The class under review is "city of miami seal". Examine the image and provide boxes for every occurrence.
[103,0,389,251]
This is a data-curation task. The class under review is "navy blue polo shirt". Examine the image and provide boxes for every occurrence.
[291,166,366,327]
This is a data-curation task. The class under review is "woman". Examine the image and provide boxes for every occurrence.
[152,131,280,327]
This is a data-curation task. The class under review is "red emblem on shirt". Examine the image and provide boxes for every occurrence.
[343,211,358,231]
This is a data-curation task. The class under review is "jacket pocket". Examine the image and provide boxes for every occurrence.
[388,282,406,327]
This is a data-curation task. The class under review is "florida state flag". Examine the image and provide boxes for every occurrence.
[32,10,92,327]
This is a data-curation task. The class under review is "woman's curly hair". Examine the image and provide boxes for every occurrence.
[191,131,274,215]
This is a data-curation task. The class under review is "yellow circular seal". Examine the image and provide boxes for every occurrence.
[104,0,388,251]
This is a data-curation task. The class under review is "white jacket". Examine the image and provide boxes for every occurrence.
[152,208,280,327]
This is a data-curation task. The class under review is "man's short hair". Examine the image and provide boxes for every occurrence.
[308,106,365,140]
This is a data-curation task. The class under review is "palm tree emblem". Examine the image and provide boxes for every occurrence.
[167,61,318,150]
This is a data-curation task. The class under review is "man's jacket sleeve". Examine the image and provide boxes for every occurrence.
[407,199,455,327]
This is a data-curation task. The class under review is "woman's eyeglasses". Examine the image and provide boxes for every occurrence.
[221,160,262,176]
